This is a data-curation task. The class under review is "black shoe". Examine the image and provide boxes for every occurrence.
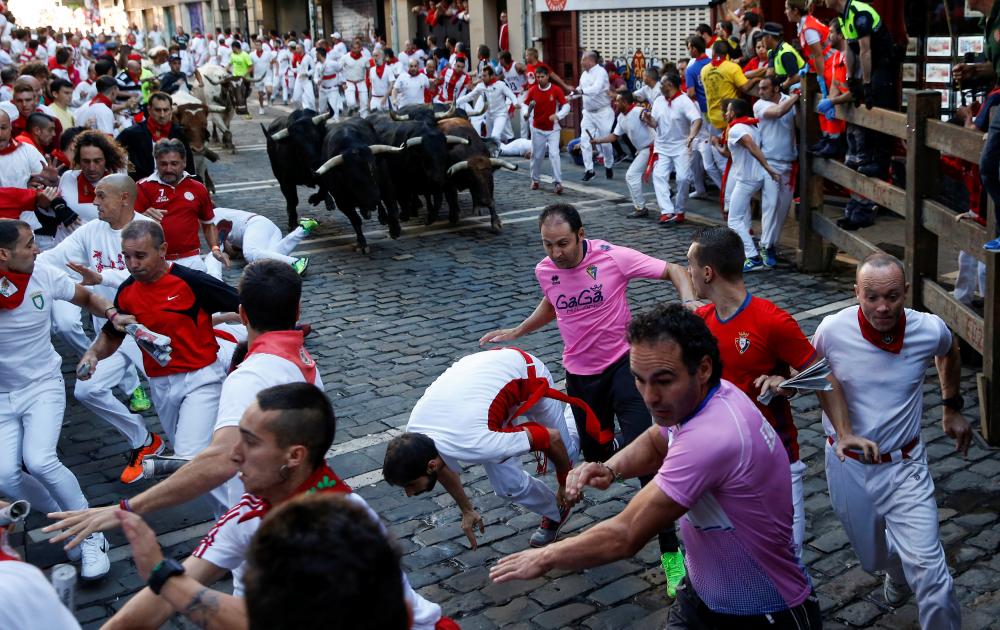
[814,139,841,159]
[627,207,650,219]
[857,162,882,178]
[809,136,830,154]
[605,167,614,179]
[851,207,877,228]
[582,170,596,182]
[837,216,861,231]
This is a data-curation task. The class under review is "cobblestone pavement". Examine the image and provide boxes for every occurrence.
[17,108,1000,629]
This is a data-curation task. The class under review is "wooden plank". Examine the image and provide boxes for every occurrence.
[905,92,940,311]
[797,75,827,272]
[833,104,907,139]
[922,200,989,262]
[812,158,907,217]
[983,248,1000,445]
[811,212,881,262]
[922,278,984,354]
[925,119,985,164]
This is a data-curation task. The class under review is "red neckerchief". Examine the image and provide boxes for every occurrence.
[236,463,351,523]
[723,116,759,143]
[857,308,906,354]
[484,77,498,86]
[292,51,304,67]
[243,329,317,383]
[254,50,262,57]
[388,56,398,65]
[0,138,20,156]
[666,91,683,106]
[13,132,38,150]
[622,102,636,114]
[501,61,513,73]
[710,55,726,68]
[374,63,386,79]
[128,70,139,83]
[147,117,172,141]
[349,50,362,60]
[696,53,708,61]
[77,171,105,203]
[90,93,113,107]
[0,270,31,310]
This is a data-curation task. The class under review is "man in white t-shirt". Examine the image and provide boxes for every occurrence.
[712,98,779,272]
[641,74,702,224]
[315,46,343,118]
[250,39,275,115]
[74,76,118,136]
[752,76,798,269]
[589,91,654,218]
[813,253,968,630]
[574,51,615,181]
[340,39,371,116]
[392,58,430,108]
[367,48,397,112]
[100,382,448,630]
[0,218,118,580]
[456,65,517,142]
[385,349,582,548]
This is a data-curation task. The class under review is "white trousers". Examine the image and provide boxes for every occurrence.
[293,77,315,111]
[344,81,369,117]
[702,125,727,188]
[0,377,88,512]
[954,251,987,304]
[687,141,708,194]
[487,114,512,143]
[530,126,562,184]
[580,107,615,171]
[499,138,532,157]
[652,151,691,216]
[319,87,344,118]
[519,104,531,139]
[147,362,224,460]
[761,160,795,250]
[728,177,766,258]
[483,401,580,522]
[369,94,389,112]
[172,253,208,273]
[625,146,651,209]
[242,219,307,265]
[74,335,149,449]
[790,459,806,559]
[825,441,961,630]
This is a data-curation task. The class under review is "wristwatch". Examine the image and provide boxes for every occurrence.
[604,463,624,483]
[942,394,965,412]
[148,557,185,595]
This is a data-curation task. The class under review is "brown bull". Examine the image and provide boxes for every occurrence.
[174,103,219,193]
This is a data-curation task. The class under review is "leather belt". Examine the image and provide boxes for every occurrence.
[828,435,918,464]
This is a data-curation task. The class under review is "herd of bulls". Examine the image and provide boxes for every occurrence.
[261,104,519,253]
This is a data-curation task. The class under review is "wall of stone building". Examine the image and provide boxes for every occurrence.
[329,0,377,40]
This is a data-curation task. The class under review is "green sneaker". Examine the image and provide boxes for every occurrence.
[298,218,319,234]
[292,257,309,276]
[661,550,686,598]
[129,384,152,413]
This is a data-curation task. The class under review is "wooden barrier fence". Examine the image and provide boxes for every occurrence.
[795,78,1000,444]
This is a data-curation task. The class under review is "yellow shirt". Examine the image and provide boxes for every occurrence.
[49,103,75,130]
[230,51,253,77]
[700,60,749,130]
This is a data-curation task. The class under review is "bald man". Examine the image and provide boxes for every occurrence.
[813,253,969,629]
[38,174,165,484]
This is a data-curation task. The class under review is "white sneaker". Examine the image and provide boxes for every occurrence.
[259,106,265,116]
[80,532,110,581]
[883,574,911,607]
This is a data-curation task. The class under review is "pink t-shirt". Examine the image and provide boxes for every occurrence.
[535,239,666,375]
[656,380,811,615]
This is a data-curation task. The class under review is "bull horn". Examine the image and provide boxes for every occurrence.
[315,154,345,175]
[490,158,518,171]
[447,161,470,176]
[434,102,457,119]
[446,136,470,146]
[467,102,488,117]
[203,74,220,85]
[252,73,268,83]
[370,144,404,155]
[388,102,409,121]
[260,123,270,138]
[270,128,290,141]
[311,112,332,125]
[403,137,423,148]
[207,105,227,113]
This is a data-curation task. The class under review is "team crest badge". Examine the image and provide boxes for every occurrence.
[299,347,314,366]
[735,332,751,354]
[0,276,17,298]
[599,244,611,251]
[31,292,44,310]
[551,275,560,285]
[586,265,598,280]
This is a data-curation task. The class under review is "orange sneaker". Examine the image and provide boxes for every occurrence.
[120,432,165,484]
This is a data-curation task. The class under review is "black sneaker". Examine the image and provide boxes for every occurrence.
[809,136,830,154]
[605,167,614,179]
[857,161,882,178]
[582,170,596,182]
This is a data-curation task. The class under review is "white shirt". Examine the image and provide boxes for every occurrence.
[578,64,611,112]
[0,263,76,391]
[75,100,115,135]
[499,63,525,95]
[148,30,164,48]
[71,79,96,108]
[814,307,952,452]
[250,49,275,80]
[56,169,99,223]
[727,122,765,183]
[632,83,660,104]
[276,48,291,75]
[214,351,323,432]
[406,349,555,471]
[294,53,313,80]
[339,52,369,83]
[650,93,700,156]
[331,41,347,58]
[394,72,429,107]
[368,64,396,97]
[0,140,44,188]
[208,39,219,65]
[456,79,516,118]
[318,57,342,89]
[210,208,259,246]
[754,95,797,163]
[0,562,81,630]
[218,44,232,68]
[613,106,654,149]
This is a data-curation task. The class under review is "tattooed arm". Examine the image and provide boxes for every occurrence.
[161,579,248,629]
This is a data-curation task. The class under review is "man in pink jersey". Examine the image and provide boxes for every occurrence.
[491,303,821,628]
[480,203,697,595]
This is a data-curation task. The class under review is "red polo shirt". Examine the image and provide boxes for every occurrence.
[135,172,214,259]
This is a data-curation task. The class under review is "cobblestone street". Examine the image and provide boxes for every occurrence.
[18,108,1000,629]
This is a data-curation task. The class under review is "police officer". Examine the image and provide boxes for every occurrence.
[761,22,805,91]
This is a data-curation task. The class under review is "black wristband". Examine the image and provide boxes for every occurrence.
[942,394,965,412]
[148,557,185,595]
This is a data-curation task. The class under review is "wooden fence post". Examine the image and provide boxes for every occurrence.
[904,92,940,311]
[797,75,827,272]
[983,139,1000,443]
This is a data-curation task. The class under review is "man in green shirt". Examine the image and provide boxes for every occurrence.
[229,41,253,78]
[954,0,1000,251]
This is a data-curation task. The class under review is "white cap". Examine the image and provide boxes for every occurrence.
[332,32,341,40]
[0,101,18,123]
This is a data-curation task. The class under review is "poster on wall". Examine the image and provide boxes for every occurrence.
[966,1,983,18]
[958,36,985,55]
[925,63,952,84]
[926,37,953,56]
[906,37,919,56]
[902,63,918,83]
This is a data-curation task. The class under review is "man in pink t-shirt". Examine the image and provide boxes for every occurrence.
[479,203,697,595]
[490,304,820,628]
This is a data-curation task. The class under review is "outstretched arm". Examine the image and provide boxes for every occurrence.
[479,297,556,345]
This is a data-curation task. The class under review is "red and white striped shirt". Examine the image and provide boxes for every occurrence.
[435,67,469,104]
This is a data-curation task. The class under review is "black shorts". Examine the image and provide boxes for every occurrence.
[667,578,822,630]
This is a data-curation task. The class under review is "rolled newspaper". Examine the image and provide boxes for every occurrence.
[125,323,173,367]
[757,358,833,406]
